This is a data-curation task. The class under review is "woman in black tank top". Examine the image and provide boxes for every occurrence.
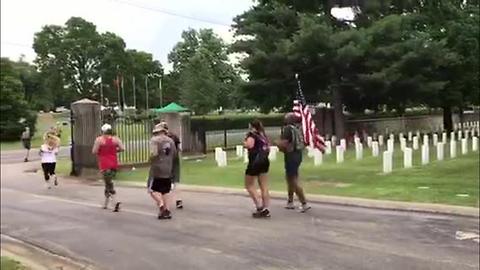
[243,119,271,218]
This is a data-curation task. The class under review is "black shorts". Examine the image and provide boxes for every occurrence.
[149,178,172,194]
[284,151,302,177]
[245,158,270,176]
[41,162,56,180]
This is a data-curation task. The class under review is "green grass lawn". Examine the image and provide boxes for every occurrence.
[1,112,71,151]
[58,144,479,207]
[0,257,25,270]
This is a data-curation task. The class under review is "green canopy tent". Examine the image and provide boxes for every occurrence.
[152,102,190,113]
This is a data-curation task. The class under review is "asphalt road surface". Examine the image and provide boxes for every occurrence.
[1,161,479,270]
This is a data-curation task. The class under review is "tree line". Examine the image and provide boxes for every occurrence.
[1,0,478,141]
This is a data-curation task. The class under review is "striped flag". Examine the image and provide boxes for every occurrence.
[293,74,325,152]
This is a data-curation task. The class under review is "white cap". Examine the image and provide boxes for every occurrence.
[101,123,112,133]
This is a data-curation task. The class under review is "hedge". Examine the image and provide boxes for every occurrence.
[191,114,284,131]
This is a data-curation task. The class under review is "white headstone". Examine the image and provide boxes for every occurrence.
[400,138,406,151]
[367,136,372,148]
[378,135,384,146]
[458,130,462,140]
[372,141,379,157]
[387,139,394,153]
[215,147,223,162]
[416,130,420,139]
[433,134,438,146]
[442,132,447,144]
[313,149,323,166]
[243,149,249,163]
[307,146,314,158]
[450,141,457,158]
[325,141,332,154]
[268,146,278,161]
[471,129,475,139]
[355,143,363,160]
[336,146,344,163]
[340,139,347,150]
[421,144,429,165]
[413,136,419,150]
[383,151,393,173]
[408,131,413,142]
[389,134,395,143]
[236,145,243,157]
[461,138,468,154]
[398,133,404,142]
[354,137,361,145]
[423,134,429,146]
[473,137,478,152]
[404,147,413,168]
[464,129,469,139]
[450,131,455,141]
[331,135,337,147]
[217,151,227,167]
[436,142,444,161]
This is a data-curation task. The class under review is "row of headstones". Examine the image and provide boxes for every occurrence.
[215,145,281,167]
[214,121,479,168]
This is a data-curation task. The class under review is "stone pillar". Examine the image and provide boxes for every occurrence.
[71,99,101,177]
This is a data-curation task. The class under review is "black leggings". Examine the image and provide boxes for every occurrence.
[41,162,56,181]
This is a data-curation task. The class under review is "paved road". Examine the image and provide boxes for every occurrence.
[1,161,479,270]
[1,148,71,164]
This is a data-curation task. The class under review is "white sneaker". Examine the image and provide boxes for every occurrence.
[299,204,311,213]
[285,202,295,209]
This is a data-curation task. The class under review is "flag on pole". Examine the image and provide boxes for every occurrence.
[293,74,325,151]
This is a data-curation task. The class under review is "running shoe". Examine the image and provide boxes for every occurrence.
[285,201,295,209]
[113,202,121,212]
[159,209,172,219]
[176,200,183,209]
[53,175,58,186]
[299,204,312,213]
[103,197,110,209]
[252,208,270,218]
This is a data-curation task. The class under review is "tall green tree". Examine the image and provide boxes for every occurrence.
[0,58,37,140]
[167,28,242,113]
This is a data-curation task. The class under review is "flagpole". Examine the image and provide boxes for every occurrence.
[121,76,126,111]
[100,77,103,107]
[133,76,136,110]
[116,75,121,111]
[145,76,149,112]
[159,76,163,108]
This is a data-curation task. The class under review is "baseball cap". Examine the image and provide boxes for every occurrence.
[101,123,112,133]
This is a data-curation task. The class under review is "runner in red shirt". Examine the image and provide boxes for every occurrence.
[92,124,125,212]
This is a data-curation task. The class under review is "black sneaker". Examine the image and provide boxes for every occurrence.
[176,200,183,209]
[24,158,28,162]
[252,208,270,218]
[113,202,121,212]
[159,209,172,219]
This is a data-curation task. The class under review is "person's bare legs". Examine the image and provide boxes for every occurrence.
[24,149,30,162]
[245,175,260,209]
[150,192,163,208]
[257,173,270,209]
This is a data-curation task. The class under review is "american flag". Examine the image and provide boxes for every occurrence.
[292,74,325,151]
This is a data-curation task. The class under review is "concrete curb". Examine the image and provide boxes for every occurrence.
[1,234,98,270]
[118,181,479,218]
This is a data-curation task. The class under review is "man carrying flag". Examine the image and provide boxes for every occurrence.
[277,74,325,213]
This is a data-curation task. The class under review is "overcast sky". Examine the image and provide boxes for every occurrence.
[0,0,254,70]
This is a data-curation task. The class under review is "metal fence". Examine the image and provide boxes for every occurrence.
[205,126,282,150]
[113,117,152,165]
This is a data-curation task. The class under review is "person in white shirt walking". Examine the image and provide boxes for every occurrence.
[39,134,60,189]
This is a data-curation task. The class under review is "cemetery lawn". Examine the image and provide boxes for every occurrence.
[1,257,25,270]
[88,146,480,208]
[0,112,71,151]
